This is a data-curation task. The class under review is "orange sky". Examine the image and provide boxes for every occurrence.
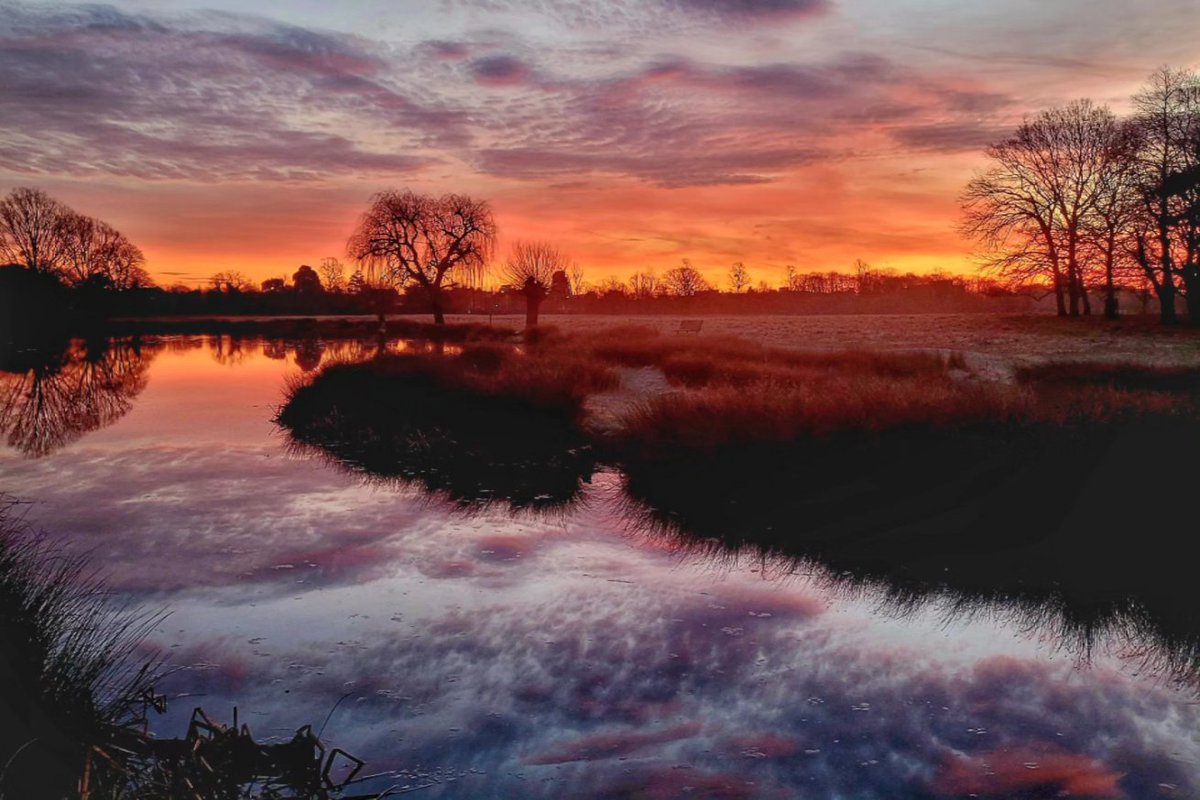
[2,1,1196,288]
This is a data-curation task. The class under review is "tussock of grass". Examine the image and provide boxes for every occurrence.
[276,347,611,510]
[432,343,620,414]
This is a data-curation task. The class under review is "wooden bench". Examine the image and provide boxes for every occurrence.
[676,319,703,334]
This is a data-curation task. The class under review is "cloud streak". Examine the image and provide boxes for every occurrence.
[0,5,460,181]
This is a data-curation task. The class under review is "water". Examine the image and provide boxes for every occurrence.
[2,335,1198,798]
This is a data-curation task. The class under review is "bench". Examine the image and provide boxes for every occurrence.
[676,319,703,334]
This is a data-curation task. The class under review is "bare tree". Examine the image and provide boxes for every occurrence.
[660,259,710,297]
[569,263,586,296]
[728,261,750,293]
[782,264,802,292]
[100,231,151,290]
[347,189,496,324]
[318,256,345,292]
[627,270,658,299]
[1128,67,1200,323]
[209,271,254,293]
[596,276,627,295]
[57,214,148,289]
[962,101,1123,316]
[57,211,97,285]
[503,240,569,327]
[0,187,69,275]
[1082,119,1143,318]
[1,188,150,290]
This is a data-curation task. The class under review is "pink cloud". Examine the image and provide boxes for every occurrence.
[523,720,703,764]
[932,746,1125,798]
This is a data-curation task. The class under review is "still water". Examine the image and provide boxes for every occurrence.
[2,335,1198,798]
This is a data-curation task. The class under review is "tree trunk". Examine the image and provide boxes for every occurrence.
[1099,257,1118,316]
[1183,269,1200,325]
[1158,278,1178,324]
[1102,238,1118,320]
[1052,271,1067,316]
[525,296,541,328]
[429,286,445,325]
[1158,212,1178,324]
[1066,236,1081,317]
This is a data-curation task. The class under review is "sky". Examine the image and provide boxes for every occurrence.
[1,1,1197,288]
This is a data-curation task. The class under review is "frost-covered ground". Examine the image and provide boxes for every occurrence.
[443,312,1200,371]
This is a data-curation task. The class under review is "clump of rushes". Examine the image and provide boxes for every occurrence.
[276,345,617,510]
[0,500,164,798]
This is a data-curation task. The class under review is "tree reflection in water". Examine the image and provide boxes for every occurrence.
[0,338,156,458]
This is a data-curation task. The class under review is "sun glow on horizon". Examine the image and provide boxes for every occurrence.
[2,1,1196,287]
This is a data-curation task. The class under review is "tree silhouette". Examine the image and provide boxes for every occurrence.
[0,187,69,275]
[1129,67,1200,324]
[318,256,345,292]
[569,263,586,296]
[962,101,1126,317]
[292,264,323,295]
[728,261,750,293]
[57,213,150,290]
[208,271,254,293]
[660,260,709,297]
[1,188,150,290]
[503,240,569,328]
[347,190,496,324]
[627,270,658,299]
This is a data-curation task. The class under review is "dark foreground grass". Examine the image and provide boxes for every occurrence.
[1,501,164,799]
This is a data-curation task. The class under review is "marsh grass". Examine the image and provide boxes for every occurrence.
[0,500,165,798]
[276,347,614,510]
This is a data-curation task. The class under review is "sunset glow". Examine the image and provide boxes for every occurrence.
[2,0,1197,286]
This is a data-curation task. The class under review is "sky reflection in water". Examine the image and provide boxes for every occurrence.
[1,336,1198,798]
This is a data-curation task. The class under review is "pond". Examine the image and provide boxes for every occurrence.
[2,334,1198,798]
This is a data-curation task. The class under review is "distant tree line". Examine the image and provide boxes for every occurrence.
[963,67,1200,323]
[1,185,1040,335]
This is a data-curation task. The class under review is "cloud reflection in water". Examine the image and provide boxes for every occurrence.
[1,336,1197,798]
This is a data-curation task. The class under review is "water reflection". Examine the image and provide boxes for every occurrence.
[0,337,156,457]
[2,334,1198,798]
[0,334,433,459]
